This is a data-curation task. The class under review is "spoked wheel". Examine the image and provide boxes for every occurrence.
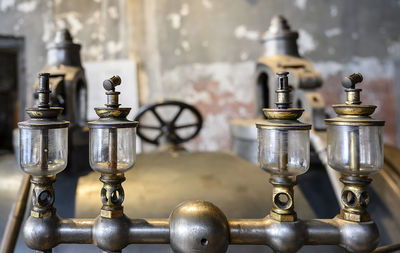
[133,100,203,145]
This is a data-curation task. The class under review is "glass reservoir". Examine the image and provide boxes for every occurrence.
[325,72,385,177]
[327,125,383,176]
[258,128,310,176]
[20,127,68,176]
[89,127,136,173]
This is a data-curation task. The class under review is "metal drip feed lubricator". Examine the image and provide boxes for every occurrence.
[18,72,384,253]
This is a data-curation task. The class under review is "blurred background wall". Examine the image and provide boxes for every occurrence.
[0,0,399,150]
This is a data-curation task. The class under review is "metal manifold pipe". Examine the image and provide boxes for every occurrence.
[23,209,379,253]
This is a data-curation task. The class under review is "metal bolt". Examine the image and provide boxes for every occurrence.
[39,73,50,91]
[38,73,51,108]
[275,72,291,109]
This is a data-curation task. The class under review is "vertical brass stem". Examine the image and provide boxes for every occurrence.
[107,93,119,107]
[40,129,49,171]
[345,90,361,105]
[349,130,360,172]
[278,130,288,172]
[109,128,117,172]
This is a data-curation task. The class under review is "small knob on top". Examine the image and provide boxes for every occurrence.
[342,73,363,105]
[103,76,122,108]
[103,75,121,92]
[342,73,363,89]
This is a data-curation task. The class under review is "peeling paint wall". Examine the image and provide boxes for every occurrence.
[0,0,399,150]
[161,61,255,150]
[127,0,400,150]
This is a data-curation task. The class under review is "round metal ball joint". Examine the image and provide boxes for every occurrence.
[339,219,379,253]
[23,215,60,251]
[169,200,230,253]
[266,219,306,253]
[93,215,131,252]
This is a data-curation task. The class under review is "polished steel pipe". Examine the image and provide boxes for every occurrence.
[23,214,379,253]
[230,217,378,252]
[304,219,340,245]
[58,219,93,244]
[229,219,269,245]
[128,219,170,244]
[230,218,339,246]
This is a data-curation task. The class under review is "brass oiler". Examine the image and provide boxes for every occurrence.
[19,73,384,253]
[325,73,385,222]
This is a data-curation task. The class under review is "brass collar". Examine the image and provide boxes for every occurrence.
[325,104,385,126]
[256,108,311,130]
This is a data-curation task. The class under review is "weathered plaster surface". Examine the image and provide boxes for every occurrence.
[127,0,400,149]
[0,0,399,150]
[0,0,129,107]
[161,61,255,150]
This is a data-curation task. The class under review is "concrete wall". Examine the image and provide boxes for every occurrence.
[1,0,399,150]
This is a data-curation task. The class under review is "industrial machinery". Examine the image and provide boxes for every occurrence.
[11,71,390,253]
[0,15,398,253]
